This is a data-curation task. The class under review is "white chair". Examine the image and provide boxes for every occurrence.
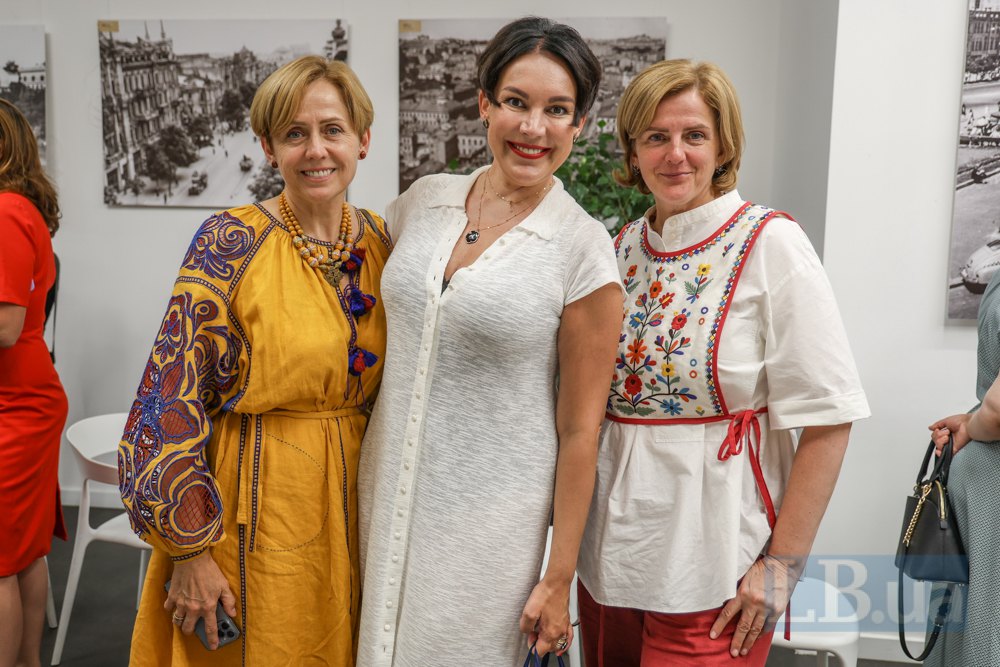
[771,576,860,667]
[541,527,582,667]
[44,556,56,628]
[51,413,152,665]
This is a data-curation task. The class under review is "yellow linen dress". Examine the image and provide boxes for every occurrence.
[118,203,390,666]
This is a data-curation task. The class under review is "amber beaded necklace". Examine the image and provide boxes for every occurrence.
[279,191,354,286]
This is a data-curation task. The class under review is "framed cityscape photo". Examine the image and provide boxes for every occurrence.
[397,17,667,195]
[0,25,47,160]
[948,1,1000,318]
[98,18,350,208]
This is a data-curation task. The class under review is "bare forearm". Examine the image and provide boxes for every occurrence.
[0,303,26,348]
[968,389,1000,442]
[545,283,622,585]
[545,431,599,585]
[766,423,851,569]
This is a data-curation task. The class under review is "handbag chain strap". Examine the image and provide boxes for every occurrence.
[902,484,932,548]
[902,481,948,548]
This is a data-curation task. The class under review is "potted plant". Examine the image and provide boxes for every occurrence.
[556,120,649,236]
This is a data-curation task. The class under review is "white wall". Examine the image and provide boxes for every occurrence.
[821,1,971,659]
[774,0,840,257]
[822,0,970,564]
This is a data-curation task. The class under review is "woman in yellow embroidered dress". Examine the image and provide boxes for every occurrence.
[118,56,389,666]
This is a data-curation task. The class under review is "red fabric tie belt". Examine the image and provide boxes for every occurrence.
[717,407,790,641]
[718,408,776,528]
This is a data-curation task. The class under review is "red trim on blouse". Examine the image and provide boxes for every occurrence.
[710,209,783,415]
[639,202,752,259]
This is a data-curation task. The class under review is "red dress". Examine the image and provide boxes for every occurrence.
[0,191,67,577]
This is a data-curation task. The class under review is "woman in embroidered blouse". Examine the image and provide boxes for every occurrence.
[118,56,389,666]
[0,98,68,667]
[576,60,870,666]
[356,17,622,667]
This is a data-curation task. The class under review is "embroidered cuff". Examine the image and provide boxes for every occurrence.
[170,546,208,562]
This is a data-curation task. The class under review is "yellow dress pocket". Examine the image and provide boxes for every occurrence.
[255,425,331,553]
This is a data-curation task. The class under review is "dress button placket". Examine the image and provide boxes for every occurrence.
[379,231,452,662]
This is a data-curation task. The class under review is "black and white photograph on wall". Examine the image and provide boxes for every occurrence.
[949,0,1000,318]
[98,18,349,209]
[0,25,46,161]
[397,17,666,229]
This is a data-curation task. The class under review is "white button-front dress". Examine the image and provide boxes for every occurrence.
[357,167,620,666]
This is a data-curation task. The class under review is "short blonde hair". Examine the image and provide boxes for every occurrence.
[250,56,373,141]
[614,59,743,196]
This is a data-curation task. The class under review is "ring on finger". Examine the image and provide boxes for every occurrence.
[555,635,569,652]
[172,613,185,625]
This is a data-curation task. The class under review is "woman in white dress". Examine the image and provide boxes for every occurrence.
[357,17,623,667]
[576,59,870,666]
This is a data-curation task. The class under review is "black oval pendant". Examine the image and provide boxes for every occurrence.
[465,230,480,244]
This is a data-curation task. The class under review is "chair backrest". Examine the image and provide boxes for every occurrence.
[65,413,130,486]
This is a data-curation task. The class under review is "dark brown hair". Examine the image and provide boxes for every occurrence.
[476,16,601,126]
[0,98,60,234]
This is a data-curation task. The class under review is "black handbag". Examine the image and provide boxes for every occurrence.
[895,438,968,661]
[522,644,566,667]
[44,253,59,362]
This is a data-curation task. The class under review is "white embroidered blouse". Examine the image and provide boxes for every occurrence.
[577,190,870,613]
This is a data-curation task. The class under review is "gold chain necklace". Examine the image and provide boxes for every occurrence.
[465,171,553,244]
[487,168,553,210]
[279,191,354,286]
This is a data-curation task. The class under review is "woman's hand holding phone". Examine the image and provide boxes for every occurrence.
[164,552,239,650]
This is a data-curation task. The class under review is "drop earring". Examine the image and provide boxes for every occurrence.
[270,160,278,169]
[713,165,728,178]
[359,150,367,159]
[482,118,490,130]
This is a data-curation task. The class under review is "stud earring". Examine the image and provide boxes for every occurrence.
[270,160,278,169]
[631,165,640,176]
[713,165,728,178]
[482,118,490,130]
[359,150,367,159]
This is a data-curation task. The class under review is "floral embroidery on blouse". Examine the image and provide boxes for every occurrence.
[608,203,779,421]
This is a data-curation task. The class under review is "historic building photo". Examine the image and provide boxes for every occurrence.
[98,18,349,208]
[0,24,47,160]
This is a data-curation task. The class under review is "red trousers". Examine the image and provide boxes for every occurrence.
[578,581,774,667]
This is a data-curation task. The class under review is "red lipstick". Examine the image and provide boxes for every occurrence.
[507,142,551,160]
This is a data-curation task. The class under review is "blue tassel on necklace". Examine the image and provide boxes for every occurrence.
[348,345,379,377]
[345,285,377,317]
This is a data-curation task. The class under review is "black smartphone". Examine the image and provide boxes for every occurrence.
[164,580,241,649]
